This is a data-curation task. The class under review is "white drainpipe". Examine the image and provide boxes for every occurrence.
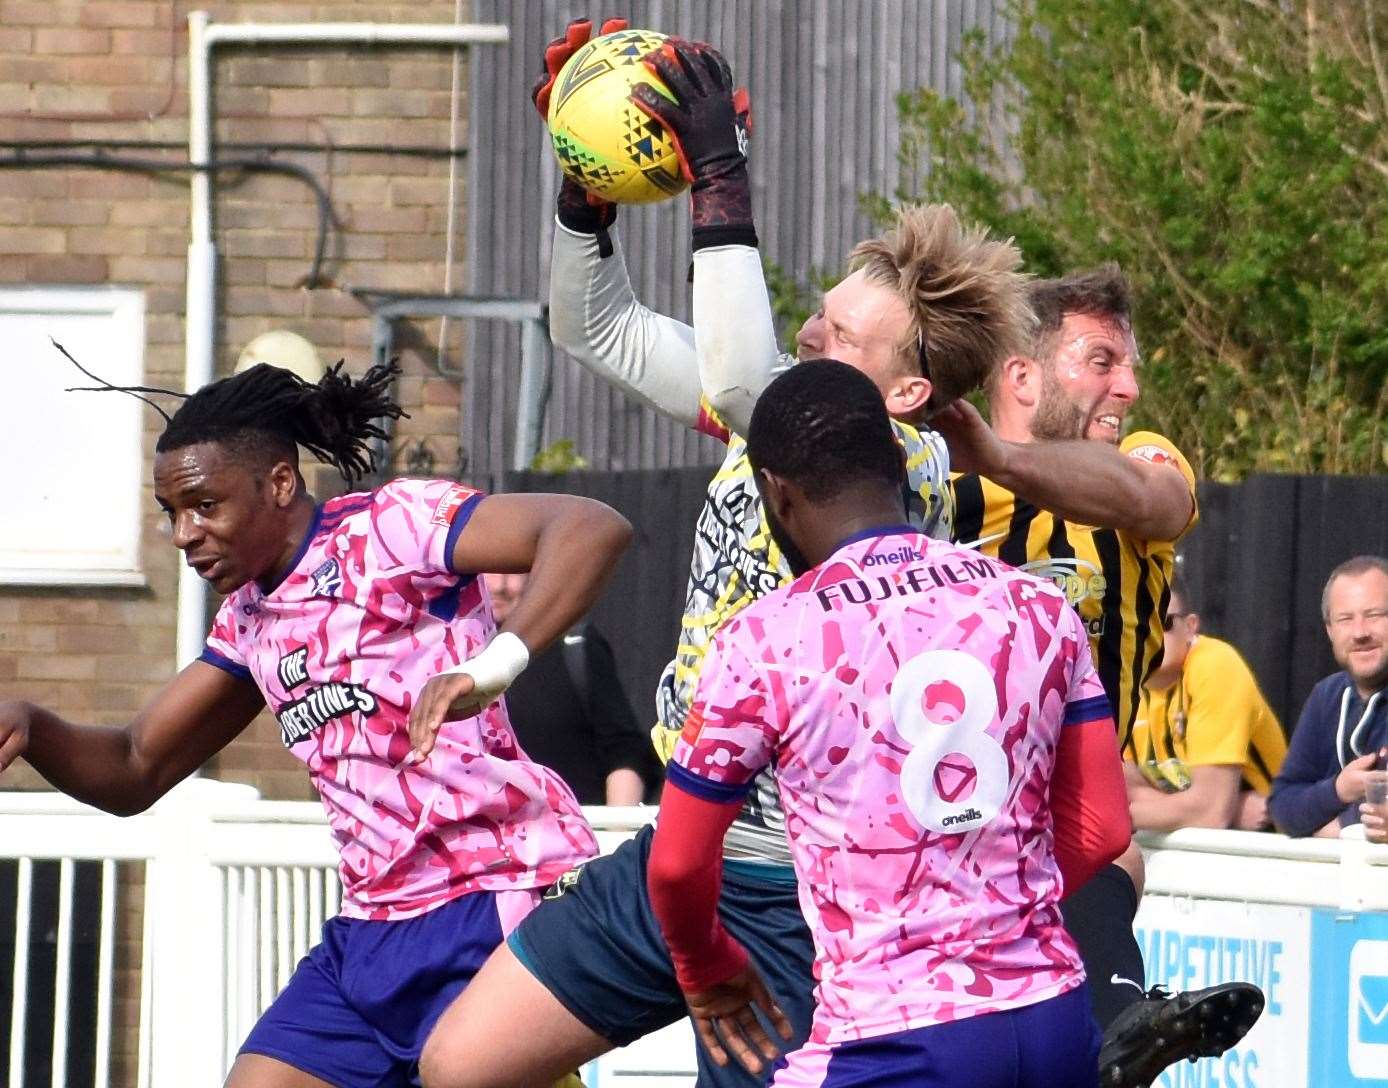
[175,13,509,669]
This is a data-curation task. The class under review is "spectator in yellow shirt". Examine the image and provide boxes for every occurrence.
[1127,579,1288,831]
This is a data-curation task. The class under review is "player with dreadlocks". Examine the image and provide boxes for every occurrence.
[0,358,631,1088]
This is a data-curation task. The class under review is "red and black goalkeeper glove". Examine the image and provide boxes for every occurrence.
[531,18,626,238]
[632,39,757,252]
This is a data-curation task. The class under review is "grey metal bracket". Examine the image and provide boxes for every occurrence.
[349,288,552,475]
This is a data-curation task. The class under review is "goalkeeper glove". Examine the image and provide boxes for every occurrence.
[631,39,756,251]
[532,18,626,237]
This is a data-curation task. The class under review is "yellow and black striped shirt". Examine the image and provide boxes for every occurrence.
[950,431,1197,750]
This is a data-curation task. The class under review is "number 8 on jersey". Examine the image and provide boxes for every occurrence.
[893,649,1008,835]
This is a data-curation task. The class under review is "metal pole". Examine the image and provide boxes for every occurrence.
[178,10,216,671]
[513,315,553,471]
[204,22,508,47]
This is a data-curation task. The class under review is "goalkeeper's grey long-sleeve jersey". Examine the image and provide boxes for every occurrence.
[546,219,951,866]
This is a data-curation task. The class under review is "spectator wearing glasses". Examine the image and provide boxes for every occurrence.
[1269,556,1388,838]
[1125,576,1286,831]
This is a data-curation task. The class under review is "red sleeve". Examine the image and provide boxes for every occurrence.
[1052,714,1132,896]
[646,781,750,994]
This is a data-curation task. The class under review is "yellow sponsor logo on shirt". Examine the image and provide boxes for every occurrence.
[1019,557,1107,607]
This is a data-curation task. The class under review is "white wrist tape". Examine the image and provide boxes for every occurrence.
[441,631,530,695]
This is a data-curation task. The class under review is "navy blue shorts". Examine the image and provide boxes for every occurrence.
[509,823,816,1087]
[780,984,1100,1087]
[240,889,528,1088]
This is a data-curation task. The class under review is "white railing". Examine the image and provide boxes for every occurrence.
[4,782,1388,1088]
[2,789,174,1088]
[5,855,120,1088]
[0,781,675,1088]
[1138,823,1388,911]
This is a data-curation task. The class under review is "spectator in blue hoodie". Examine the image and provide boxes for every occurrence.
[1269,556,1388,838]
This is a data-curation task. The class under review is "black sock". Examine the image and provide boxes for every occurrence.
[1060,863,1146,1031]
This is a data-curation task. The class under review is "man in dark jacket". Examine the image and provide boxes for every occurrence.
[1269,556,1388,837]
[484,571,659,805]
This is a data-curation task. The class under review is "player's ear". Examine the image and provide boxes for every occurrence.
[887,373,932,420]
[755,467,792,523]
[268,460,300,509]
[1000,354,1037,407]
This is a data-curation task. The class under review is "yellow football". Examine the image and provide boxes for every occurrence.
[546,28,689,205]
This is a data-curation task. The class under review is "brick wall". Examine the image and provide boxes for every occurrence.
[0,0,486,801]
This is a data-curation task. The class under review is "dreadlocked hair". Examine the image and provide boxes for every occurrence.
[747,360,903,503]
[850,203,1034,411]
[156,361,407,485]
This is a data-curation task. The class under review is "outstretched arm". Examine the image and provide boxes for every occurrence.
[545,33,783,438]
[0,662,264,816]
[692,244,785,437]
[935,400,1195,541]
[536,20,711,431]
[549,219,706,429]
[635,39,784,435]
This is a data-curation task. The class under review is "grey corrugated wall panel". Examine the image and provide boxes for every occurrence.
[464,0,1009,477]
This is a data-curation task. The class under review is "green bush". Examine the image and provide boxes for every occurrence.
[528,438,589,473]
[870,0,1388,478]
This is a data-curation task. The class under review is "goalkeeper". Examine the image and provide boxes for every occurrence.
[420,19,1031,1088]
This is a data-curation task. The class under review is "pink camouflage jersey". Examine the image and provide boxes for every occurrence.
[668,527,1108,1045]
[200,478,598,921]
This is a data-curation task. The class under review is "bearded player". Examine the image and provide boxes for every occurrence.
[939,266,1265,1084]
